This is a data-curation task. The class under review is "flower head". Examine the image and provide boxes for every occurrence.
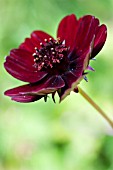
[4,14,107,103]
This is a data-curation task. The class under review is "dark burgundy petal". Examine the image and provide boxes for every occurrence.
[38,75,65,94]
[59,41,93,102]
[19,31,54,53]
[64,71,83,88]
[11,95,44,103]
[31,30,54,46]
[19,38,35,53]
[5,75,65,97]
[4,52,48,83]
[59,71,83,102]
[91,24,107,58]
[74,15,99,55]
[57,14,78,51]
[10,49,34,67]
[22,75,65,95]
[69,36,94,68]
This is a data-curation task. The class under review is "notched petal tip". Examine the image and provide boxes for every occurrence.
[91,24,107,59]
[57,14,78,51]
[19,30,54,53]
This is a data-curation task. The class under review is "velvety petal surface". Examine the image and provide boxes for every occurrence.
[57,14,78,51]
[4,49,48,83]
[31,30,54,47]
[10,49,35,67]
[74,15,99,55]
[5,75,65,97]
[59,40,93,101]
[11,95,44,103]
[19,31,54,53]
[91,24,107,58]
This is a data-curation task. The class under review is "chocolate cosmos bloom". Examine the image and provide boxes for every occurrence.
[4,14,107,103]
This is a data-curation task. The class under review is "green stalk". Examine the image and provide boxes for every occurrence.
[78,86,113,128]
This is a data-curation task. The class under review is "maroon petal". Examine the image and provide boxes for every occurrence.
[31,30,54,47]
[4,49,48,83]
[59,40,93,102]
[59,71,83,102]
[33,75,65,95]
[19,38,35,53]
[57,14,78,51]
[10,49,34,67]
[64,70,83,88]
[91,24,107,58]
[5,75,65,97]
[11,95,44,103]
[74,15,99,55]
[19,31,54,53]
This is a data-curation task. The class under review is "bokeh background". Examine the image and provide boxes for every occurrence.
[0,0,113,169]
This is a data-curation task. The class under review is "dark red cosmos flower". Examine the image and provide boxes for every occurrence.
[4,14,107,103]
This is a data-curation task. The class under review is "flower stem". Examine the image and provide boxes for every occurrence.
[78,86,113,128]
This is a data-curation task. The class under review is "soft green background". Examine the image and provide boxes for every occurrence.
[0,0,113,169]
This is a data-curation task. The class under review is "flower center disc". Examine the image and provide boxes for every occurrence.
[33,38,69,73]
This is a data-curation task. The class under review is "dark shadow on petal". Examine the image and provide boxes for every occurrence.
[11,94,44,103]
[74,15,99,55]
[59,41,93,102]
[5,75,65,98]
[58,71,83,102]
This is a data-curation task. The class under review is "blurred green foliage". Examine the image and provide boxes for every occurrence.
[0,0,113,169]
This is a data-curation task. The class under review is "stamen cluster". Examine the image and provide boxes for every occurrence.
[33,38,69,71]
